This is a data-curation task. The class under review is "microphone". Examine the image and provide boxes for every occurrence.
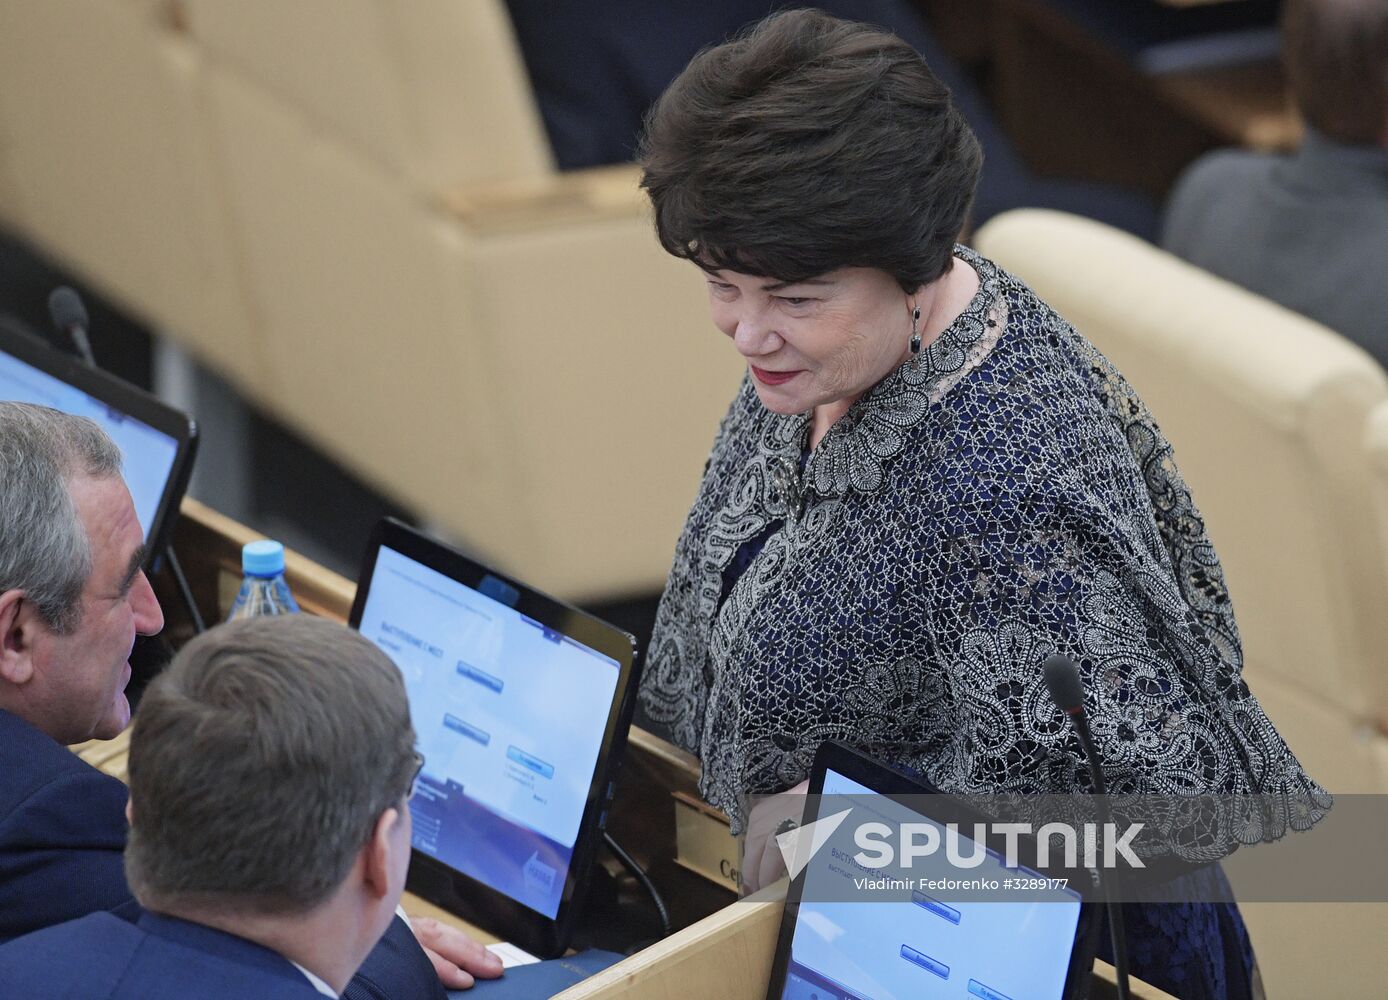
[1043,654,1106,794]
[47,286,95,367]
[1043,653,1130,1000]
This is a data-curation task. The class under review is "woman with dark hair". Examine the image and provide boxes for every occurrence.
[638,10,1324,998]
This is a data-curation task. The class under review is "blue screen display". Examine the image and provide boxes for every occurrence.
[781,770,1082,1000]
[0,348,179,542]
[357,546,620,919]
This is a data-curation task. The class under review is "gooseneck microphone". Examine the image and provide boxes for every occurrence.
[1043,654,1108,796]
[1043,653,1130,1000]
[47,286,95,367]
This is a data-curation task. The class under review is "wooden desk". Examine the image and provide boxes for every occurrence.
[554,882,1176,1000]
[1154,58,1300,152]
[917,0,1297,198]
[79,498,1172,997]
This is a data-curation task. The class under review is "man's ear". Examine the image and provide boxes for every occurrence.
[362,806,404,901]
[0,590,36,686]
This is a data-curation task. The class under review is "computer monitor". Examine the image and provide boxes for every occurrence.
[0,323,197,562]
[349,518,640,957]
[767,742,1099,1000]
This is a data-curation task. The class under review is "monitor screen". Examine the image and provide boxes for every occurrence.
[0,346,179,543]
[780,769,1083,1000]
[356,545,622,919]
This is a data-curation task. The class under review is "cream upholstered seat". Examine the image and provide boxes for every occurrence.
[974,208,1388,996]
[184,0,743,594]
[180,0,553,192]
[0,0,261,387]
[974,208,1388,785]
[0,0,743,598]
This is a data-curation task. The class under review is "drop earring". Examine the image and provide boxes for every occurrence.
[909,304,922,354]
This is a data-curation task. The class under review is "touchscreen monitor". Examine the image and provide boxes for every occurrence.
[767,742,1097,1000]
[0,325,195,561]
[349,519,639,956]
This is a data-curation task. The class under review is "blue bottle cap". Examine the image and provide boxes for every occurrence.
[242,539,286,577]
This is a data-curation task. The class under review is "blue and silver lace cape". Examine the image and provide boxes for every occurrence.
[641,246,1329,837]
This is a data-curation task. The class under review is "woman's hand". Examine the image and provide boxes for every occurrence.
[409,915,505,989]
[740,778,811,894]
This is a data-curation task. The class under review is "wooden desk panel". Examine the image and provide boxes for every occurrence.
[85,499,1176,996]
[918,0,1295,199]
[552,881,1176,1000]
[1154,58,1300,151]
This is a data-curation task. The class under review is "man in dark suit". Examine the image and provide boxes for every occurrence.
[0,614,429,997]
[0,402,161,941]
[0,402,500,995]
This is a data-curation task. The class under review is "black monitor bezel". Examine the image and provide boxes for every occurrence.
[348,517,641,958]
[0,323,198,566]
[765,741,1101,1000]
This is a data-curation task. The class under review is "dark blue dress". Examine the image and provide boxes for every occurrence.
[645,246,1324,999]
[725,524,1258,998]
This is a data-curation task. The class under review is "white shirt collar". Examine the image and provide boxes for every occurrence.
[289,961,339,998]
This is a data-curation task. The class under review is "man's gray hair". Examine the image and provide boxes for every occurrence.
[0,402,123,633]
[124,615,417,914]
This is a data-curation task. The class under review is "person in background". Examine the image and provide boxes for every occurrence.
[503,0,1159,238]
[0,402,501,995]
[0,615,420,998]
[638,11,1323,998]
[1163,0,1388,366]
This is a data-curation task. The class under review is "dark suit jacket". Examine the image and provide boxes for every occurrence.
[0,708,132,941]
[0,910,325,999]
[0,709,444,1000]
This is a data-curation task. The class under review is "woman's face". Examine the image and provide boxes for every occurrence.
[705,266,916,415]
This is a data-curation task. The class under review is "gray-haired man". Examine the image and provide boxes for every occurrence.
[0,402,163,936]
[0,401,162,746]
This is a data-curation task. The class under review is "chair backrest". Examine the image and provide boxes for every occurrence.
[194,22,744,598]
[1360,404,1388,733]
[973,209,1388,738]
[0,0,743,600]
[0,0,260,384]
[182,0,553,192]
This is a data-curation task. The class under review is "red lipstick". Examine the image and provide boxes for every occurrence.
[751,366,801,386]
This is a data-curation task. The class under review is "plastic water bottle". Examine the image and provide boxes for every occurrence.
[226,540,300,621]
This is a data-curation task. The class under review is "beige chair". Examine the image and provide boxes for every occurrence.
[0,0,262,387]
[974,209,1388,781]
[181,0,553,193]
[0,0,743,598]
[192,21,742,593]
[974,208,1388,996]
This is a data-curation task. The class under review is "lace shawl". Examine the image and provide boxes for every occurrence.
[641,246,1329,836]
